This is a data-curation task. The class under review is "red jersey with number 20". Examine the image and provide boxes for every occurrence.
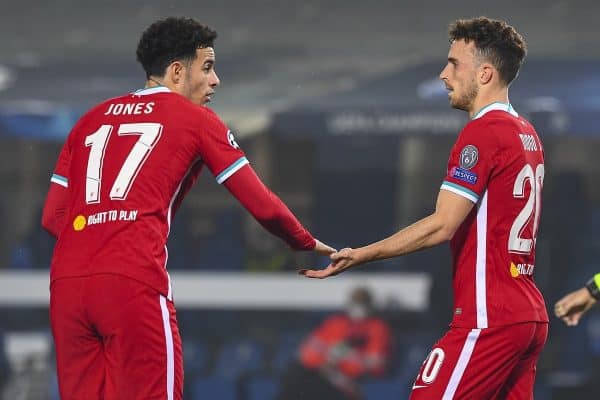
[440,102,548,328]
[49,87,252,299]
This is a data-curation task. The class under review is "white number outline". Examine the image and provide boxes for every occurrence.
[508,163,544,254]
[421,348,445,384]
[84,123,163,204]
[85,125,112,204]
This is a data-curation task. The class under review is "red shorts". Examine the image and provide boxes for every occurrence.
[50,274,183,400]
[409,322,547,400]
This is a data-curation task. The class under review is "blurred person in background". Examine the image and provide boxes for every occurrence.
[554,273,599,326]
[276,286,391,400]
[302,16,549,399]
[41,17,334,400]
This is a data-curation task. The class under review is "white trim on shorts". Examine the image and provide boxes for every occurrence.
[159,295,174,400]
[441,328,481,399]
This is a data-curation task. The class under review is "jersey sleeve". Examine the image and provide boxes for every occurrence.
[196,108,248,184]
[440,120,500,203]
[223,166,316,250]
[42,135,72,237]
[50,137,72,188]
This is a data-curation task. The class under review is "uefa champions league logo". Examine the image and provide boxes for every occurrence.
[459,145,478,170]
[227,130,240,149]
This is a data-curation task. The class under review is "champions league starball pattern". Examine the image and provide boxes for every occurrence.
[459,144,478,169]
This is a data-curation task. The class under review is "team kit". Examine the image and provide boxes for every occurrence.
[40,16,557,400]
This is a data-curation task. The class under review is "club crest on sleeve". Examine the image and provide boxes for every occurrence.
[459,145,478,169]
[227,130,240,149]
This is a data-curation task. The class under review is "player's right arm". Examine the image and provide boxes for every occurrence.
[223,164,333,255]
[300,118,494,278]
[197,108,334,256]
[300,189,474,278]
[42,138,72,238]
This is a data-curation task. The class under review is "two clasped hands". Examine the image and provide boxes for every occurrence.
[302,240,367,279]
[311,240,600,331]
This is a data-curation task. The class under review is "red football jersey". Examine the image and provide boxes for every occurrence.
[49,87,249,299]
[440,102,548,328]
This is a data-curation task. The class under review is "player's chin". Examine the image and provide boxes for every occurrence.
[204,92,215,104]
[193,95,212,106]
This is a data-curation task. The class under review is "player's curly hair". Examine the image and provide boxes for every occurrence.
[136,17,217,78]
[449,17,527,86]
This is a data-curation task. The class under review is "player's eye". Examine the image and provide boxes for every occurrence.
[203,62,214,73]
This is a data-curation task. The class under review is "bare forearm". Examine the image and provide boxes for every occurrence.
[358,214,451,263]
[300,190,473,279]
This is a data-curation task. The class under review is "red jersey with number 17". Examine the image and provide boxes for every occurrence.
[440,102,549,328]
[49,87,250,299]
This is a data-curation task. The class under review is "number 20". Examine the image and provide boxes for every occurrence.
[85,123,163,204]
[508,163,544,254]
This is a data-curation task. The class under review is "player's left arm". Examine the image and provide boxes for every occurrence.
[301,189,473,278]
[41,183,69,239]
[41,138,72,239]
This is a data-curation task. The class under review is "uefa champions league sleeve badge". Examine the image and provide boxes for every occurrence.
[459,145,478,169]
[452,144,479,185]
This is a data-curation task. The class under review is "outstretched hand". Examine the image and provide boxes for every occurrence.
[312,239,337,256]
[299,247,360,279]
[554,287,597,326]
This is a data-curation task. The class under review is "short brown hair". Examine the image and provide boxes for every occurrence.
[449,17,527,86]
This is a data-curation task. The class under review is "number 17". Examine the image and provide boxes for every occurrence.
[84,123,163,204]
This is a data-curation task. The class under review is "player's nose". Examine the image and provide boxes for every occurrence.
[439,64,449,81]
[210,70,220,87]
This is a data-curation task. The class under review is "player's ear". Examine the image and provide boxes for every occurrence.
[166,61,185,85]
[479,64,494,85]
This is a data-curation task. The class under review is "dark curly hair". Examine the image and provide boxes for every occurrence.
[449,17,527,86]
[136,17,217,78]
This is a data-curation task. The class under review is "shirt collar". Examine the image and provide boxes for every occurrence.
[132,86,172,96]
[472,101,518,120]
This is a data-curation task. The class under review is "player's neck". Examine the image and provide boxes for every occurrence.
[470,89,510,119]
[145,77,167,89]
